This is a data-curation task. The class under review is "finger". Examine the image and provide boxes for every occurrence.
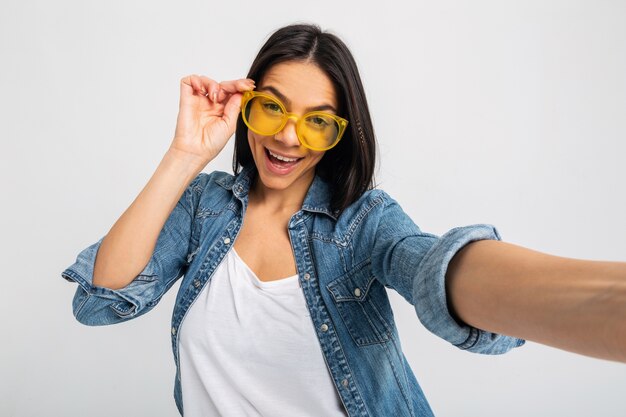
[218,78,255,94]
[216,85,228,103]
[215,79,254,103]
[199,75,220,101]
[188,74,209,96]
[221,92,244,131]
[180,75,197,95]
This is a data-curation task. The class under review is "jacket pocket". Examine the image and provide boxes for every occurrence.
[326,260,393,346]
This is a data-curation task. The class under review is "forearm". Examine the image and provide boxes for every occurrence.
[92,148,204,290]
[445,240,626,363]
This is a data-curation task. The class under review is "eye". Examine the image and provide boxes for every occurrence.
[312,116,328,126]
[261,100,283,114]
[309,116,330,127]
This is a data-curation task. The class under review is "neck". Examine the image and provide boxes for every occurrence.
[249,170,315,215]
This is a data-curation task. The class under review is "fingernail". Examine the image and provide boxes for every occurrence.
[212,91,217,102]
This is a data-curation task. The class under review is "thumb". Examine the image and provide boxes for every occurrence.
[221,92,243,132]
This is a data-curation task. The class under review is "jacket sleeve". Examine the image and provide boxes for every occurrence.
[370,191,525,354]
[60,172,206,326]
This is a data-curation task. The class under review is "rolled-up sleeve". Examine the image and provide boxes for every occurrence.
[371,191,525,354]
[61,172,206,326]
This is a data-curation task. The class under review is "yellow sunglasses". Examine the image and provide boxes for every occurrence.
[240,90,349,151]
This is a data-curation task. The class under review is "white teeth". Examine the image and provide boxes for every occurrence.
[268,149,299,162]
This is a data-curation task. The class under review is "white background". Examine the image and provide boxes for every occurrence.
[1,0,625,416]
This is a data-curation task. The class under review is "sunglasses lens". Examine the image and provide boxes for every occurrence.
[242,93,344,150]
[243,96,284,134]
[299,114,340,150]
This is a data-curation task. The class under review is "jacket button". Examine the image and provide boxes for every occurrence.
[223,237,231,244]
[304,273,311,280]
[193,279,201,288]
[320,323,329,332]
[171,327,176,335]
[342,378,349,387]
[354,288,361,297]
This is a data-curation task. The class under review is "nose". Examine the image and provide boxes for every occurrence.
[274,115,300,147]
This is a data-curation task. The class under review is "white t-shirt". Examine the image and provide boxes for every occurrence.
[179,248,348,417]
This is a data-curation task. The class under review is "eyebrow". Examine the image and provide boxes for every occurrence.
[258,85,338,113]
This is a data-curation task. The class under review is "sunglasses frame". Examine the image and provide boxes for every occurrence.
[240,90,349,151]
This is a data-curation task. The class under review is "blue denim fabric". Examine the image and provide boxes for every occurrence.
[61,165,525,416]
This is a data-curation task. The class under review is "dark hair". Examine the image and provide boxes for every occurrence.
[232,23,377,215]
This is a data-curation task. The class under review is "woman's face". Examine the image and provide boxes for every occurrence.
[247,60,338,194]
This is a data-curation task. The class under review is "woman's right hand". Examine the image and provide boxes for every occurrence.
[168,74,255,169]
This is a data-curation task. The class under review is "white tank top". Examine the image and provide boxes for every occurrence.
[178,248,348,417]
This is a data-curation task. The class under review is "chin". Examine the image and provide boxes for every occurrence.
[255,159,316,191]
[248,133,324,193]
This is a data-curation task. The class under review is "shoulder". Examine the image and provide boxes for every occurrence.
[187,169,247,200]
[184,170,239,215]
[190,170,234,191]
[337,188,399,221]
[334,187,422,240]
[329,188,407,236]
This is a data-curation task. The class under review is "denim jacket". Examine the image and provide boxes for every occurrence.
[61,165,525,416]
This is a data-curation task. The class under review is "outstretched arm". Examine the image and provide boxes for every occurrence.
[445,240,626,363]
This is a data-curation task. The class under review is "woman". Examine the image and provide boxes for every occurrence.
[61,23,626,416]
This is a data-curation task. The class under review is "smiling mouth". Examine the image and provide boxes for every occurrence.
[265,147,304,167]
